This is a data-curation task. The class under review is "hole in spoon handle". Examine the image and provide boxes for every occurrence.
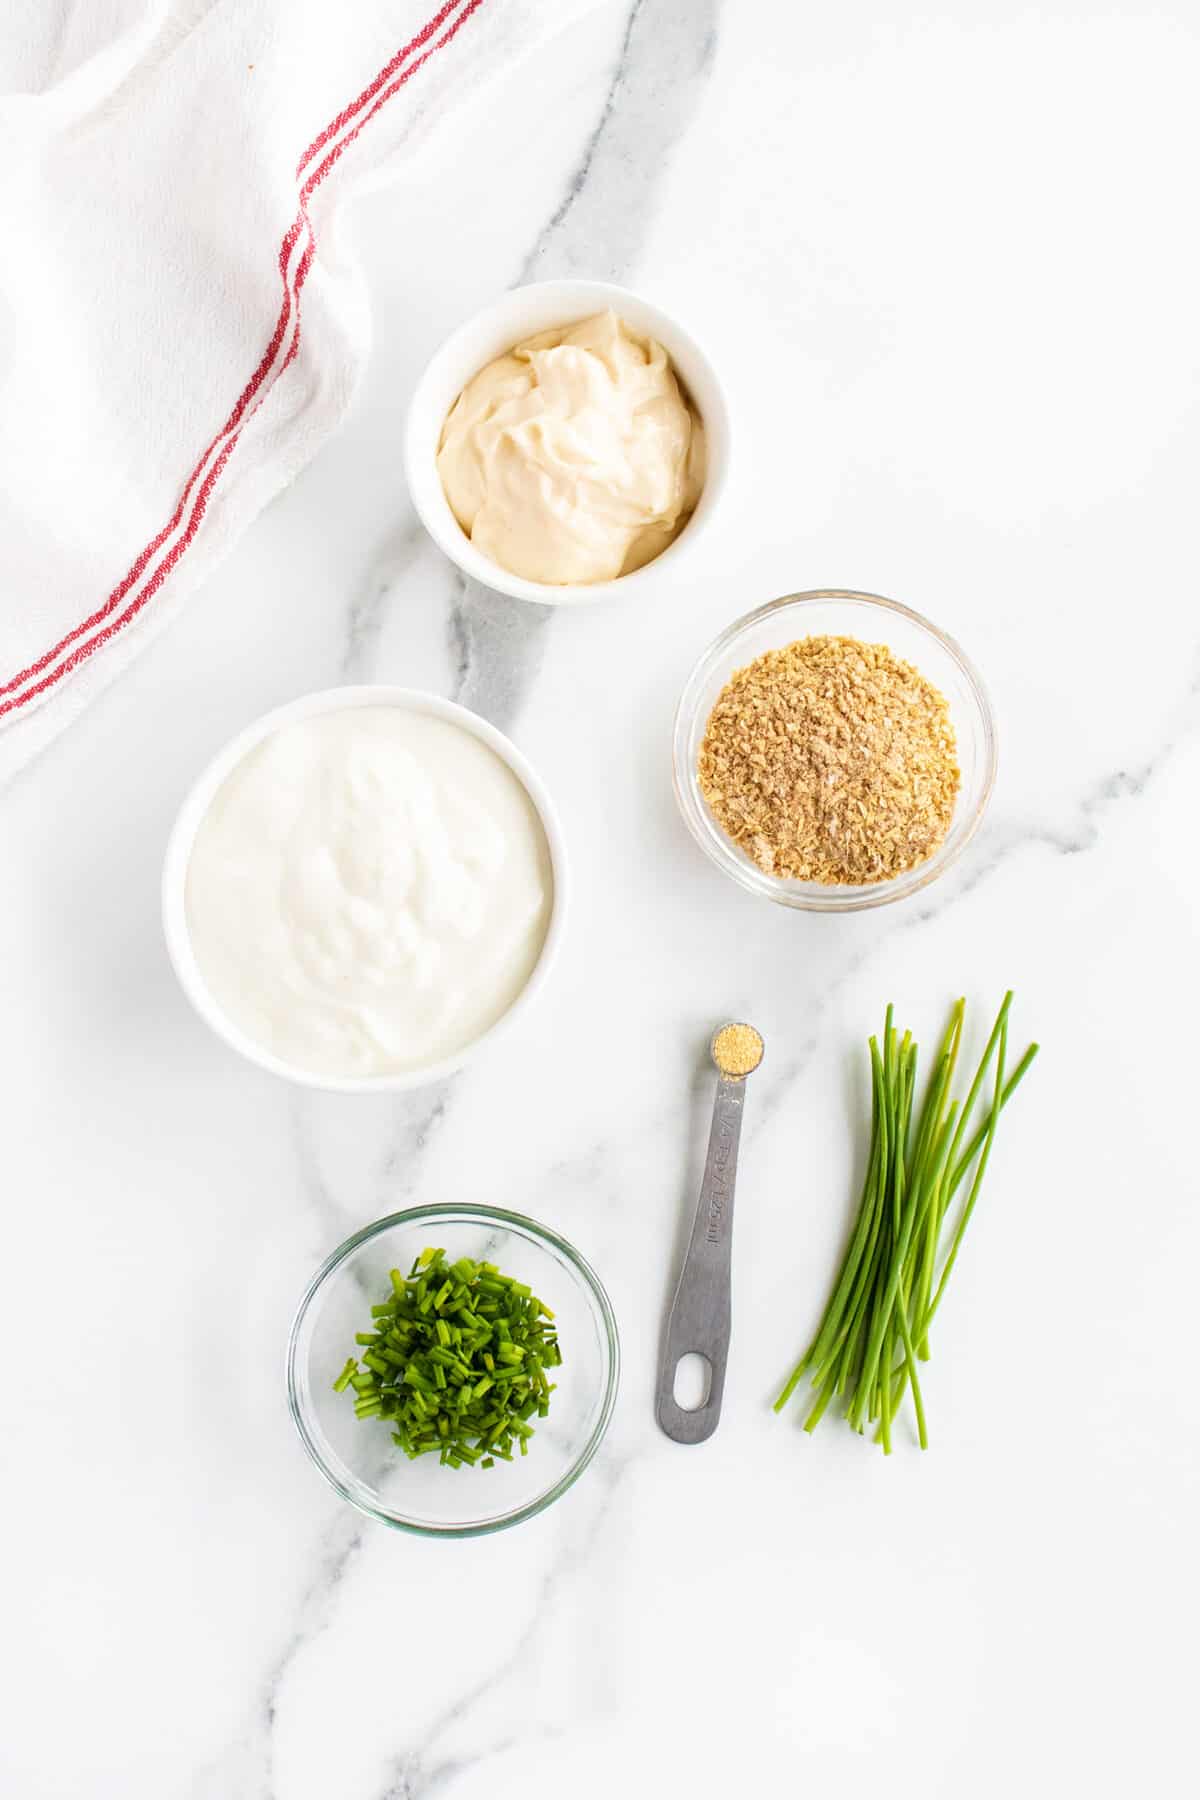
[673,1352,713,1411]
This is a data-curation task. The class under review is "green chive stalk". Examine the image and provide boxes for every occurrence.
[774,994,1038,1452]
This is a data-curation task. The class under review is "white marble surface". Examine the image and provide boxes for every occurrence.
[3,4,1199,1796]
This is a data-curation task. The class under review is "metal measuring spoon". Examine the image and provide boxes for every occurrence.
[655,1022,765,1444]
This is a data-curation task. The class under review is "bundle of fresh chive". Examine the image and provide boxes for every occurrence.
[774,992,1037,1452]
[332,1247,561,1469]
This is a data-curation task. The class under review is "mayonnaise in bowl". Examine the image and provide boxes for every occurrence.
[404,279,730,608]
[437,311,705,586]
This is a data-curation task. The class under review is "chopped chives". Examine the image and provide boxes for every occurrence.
[332,1246,562,1469]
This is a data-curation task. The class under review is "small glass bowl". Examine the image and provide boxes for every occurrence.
[287,1206,619,1538]
[672,590,997,912]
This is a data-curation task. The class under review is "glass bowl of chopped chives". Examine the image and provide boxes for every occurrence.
[287,1206,619,1537]
[673,590,997,912]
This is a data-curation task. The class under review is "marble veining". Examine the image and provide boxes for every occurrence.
[515,0,719,286]
[441,0,721,747]
[3,5,1198,1798]
[377,1455,632,1800]
[340,519,433,683]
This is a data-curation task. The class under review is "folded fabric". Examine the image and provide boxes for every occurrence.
[0,0,592,781]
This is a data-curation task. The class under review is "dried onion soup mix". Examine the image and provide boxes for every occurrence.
[697,635,960,886]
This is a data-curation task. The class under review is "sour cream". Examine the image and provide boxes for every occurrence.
[184,707,553,1079]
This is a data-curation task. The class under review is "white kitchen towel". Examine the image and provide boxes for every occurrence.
[0,0,594,782]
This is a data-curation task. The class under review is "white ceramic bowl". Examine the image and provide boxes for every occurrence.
[162,686,569,1093]
[403,279,730,606]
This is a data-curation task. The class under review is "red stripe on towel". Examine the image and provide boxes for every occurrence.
[0,0,487,719]
[294,0,473,178]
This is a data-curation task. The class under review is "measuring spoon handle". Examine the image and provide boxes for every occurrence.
[655,1074,746,1444]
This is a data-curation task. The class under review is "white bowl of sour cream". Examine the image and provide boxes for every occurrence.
[162,688,567,1093]
[404,279,730,606]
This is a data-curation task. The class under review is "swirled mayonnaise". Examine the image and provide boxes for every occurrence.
[436,310,706,585]
[185,708,553,1078]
